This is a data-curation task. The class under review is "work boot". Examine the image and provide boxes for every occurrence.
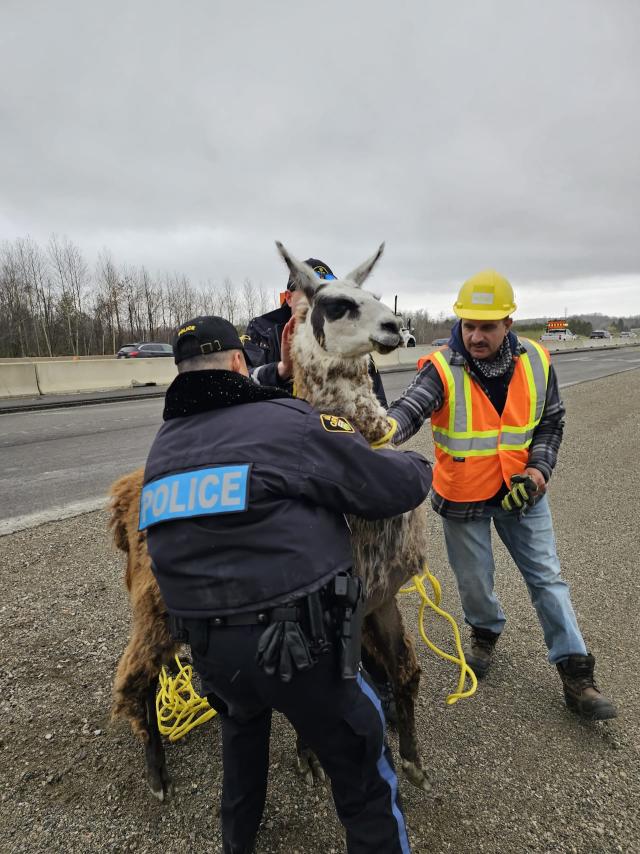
[465,626,500,679]
[557,654,617,721]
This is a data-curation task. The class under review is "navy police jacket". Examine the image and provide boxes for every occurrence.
[142,369,432,618]
[245,303,388,406]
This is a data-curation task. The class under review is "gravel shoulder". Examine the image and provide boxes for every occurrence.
[1,370,639,854]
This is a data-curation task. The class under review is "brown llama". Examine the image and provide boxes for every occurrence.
[109,241,432,799]
[110,467,178,799]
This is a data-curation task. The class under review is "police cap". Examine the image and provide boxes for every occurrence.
[173,316,244,364]
[287,258,336,291]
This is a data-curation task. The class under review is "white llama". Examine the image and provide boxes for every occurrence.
[277,241,431,790]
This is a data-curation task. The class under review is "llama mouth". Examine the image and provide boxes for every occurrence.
[369,337,400,355]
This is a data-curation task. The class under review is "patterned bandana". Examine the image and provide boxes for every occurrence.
[471,336,513,378]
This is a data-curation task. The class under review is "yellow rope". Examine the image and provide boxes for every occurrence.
[400,565,477,705]
[155,561,474,742]
[370,417,398,449]
[156,655,217,742]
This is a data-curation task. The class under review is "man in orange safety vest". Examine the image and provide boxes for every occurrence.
[387,271,616,720]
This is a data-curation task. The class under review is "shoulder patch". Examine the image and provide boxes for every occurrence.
[320,414,355,434]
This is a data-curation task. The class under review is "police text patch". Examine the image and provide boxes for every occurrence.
[139,465,250,530]
[320,414,355,434]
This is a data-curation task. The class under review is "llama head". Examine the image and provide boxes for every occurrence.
[275,241,401,358]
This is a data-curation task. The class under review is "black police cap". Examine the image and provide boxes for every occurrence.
[173,316,244,365]
[287,258,336,291]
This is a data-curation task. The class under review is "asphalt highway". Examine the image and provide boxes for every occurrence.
[2,347,639,532]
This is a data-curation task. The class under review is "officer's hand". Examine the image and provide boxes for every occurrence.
[278,316,297,380]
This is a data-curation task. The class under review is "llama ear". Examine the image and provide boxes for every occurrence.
[345,243,385,288]
[275,241,322,300]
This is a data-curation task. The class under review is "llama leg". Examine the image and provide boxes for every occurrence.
[144,682,172,800]
[363,600,431,792]
[295,730,326,786]
[112,602,178,799]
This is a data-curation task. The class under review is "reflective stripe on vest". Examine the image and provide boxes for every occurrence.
[430,339,549,458]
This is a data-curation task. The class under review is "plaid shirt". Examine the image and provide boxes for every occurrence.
[387,340,566,521]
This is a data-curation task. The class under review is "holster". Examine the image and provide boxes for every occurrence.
[168,614,189,643]
[330,572,365,680]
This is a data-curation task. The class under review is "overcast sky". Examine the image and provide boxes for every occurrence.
[1,0,639,318]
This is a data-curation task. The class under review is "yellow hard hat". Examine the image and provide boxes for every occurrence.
[453,270,516,320]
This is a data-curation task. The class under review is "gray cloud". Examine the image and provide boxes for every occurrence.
[1,0,639,315]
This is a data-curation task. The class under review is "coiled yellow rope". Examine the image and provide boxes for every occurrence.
[400,565,477,705]
[156,559,475,742]
[156,655,217,742]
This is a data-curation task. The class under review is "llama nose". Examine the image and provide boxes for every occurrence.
[380,319,401,335]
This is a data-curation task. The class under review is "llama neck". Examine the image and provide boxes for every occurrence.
[292,324,391,444]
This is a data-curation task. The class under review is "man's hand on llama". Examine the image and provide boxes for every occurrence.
[278,316,297,380]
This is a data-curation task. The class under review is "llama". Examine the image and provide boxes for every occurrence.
[277,242,430,790]
[109,242,431,798]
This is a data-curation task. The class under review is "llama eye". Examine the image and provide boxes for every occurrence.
[324,300,356,321]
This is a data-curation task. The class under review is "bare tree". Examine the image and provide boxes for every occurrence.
[0,242,31,356]
[96,251,125,354]
[256,282,273,316]
[240,278,257,326]
[48,235,89,355]
[220,277,239,325]
[15,237,56,357]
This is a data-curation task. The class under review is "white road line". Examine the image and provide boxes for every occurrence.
[559,365,640,390]
[0,496,108,537]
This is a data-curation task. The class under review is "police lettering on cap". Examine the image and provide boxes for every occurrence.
[287,258,336,291]
[173,316,245,364]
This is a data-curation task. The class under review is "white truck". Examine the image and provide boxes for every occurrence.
[540,319,577,342]
[399,319,416,347]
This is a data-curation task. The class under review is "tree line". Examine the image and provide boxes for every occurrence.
[4,234,633,358]
[0,236,275,358]
[0,234,460,357]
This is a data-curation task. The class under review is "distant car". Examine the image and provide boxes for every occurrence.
[120,343,174,358]
[116,343,141,358]
[431,338,449,347]
[590,330,611,339]
[619,331,636,338]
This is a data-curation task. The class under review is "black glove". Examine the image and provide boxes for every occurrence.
[256,620,315,682]
[501,474,538,513]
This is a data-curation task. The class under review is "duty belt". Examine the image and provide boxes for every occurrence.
[170,572,364,683]
[206,606,301,628]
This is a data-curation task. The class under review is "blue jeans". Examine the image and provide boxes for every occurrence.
[441,495,587,664]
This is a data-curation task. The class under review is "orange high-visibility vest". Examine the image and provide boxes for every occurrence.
[424,339,550,502]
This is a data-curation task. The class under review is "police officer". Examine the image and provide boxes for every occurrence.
[141,315,432,854]
[245,256,388,406]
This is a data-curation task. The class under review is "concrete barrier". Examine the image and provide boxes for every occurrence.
[374,345,435,369]
[35,358,177,395]
[0,363,41,398]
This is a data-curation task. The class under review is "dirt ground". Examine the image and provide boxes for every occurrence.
[1,370,639,853]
